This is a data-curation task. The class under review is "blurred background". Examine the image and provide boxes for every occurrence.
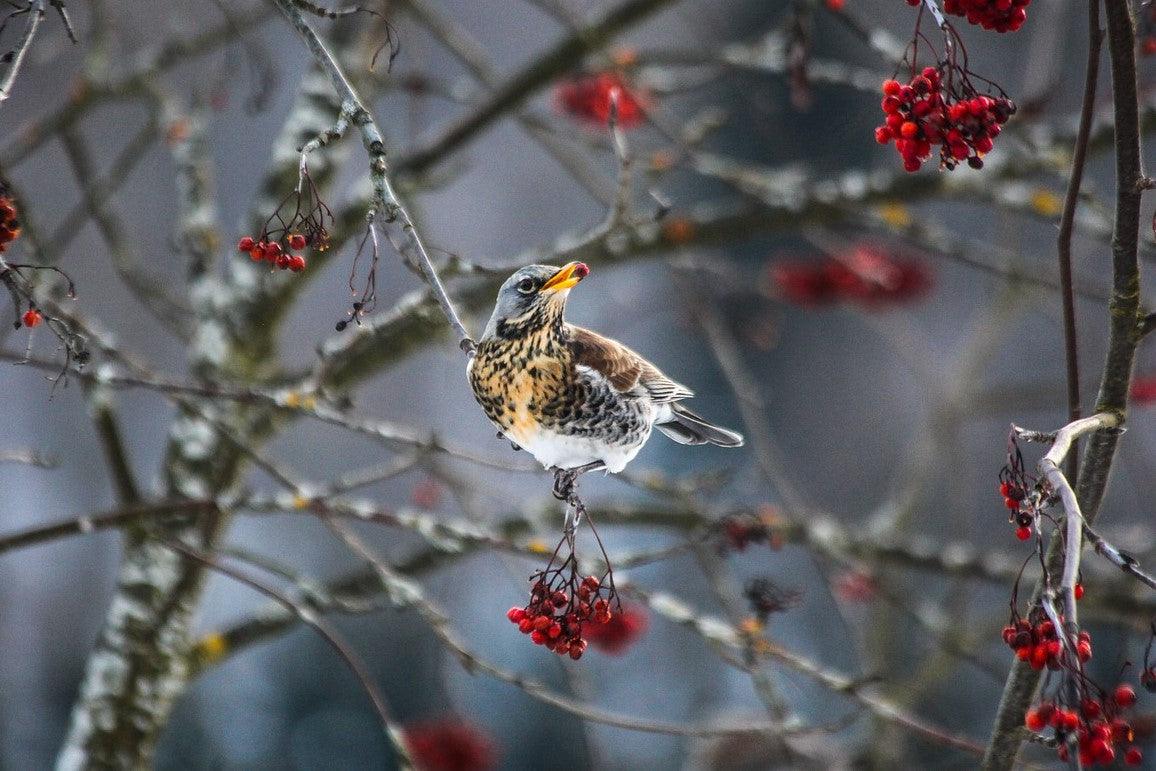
[1,0,1155,768]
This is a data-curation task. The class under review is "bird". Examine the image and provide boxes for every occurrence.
[467,261,743,499]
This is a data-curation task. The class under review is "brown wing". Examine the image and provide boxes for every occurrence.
[568,325,693,403]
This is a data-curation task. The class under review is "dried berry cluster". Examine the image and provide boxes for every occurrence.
[1023,686,1142,766]
[768,246,932,308]
[714,508,785,552]
[0,198,21,253]
[556,72,646,129]
[999,479,1035,541]
[937,0,1031,33]
[875,67,1015,172]
[237,235,307,272]
[999,435,1046,540]
[507,574,614,660]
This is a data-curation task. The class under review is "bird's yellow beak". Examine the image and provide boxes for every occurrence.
[541,262,589,294]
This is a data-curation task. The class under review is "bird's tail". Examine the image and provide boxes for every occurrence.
[655,403,744,447]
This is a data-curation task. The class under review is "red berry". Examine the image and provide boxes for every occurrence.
[1115,684,1137,708]
[1074,583,1084,600]
[507,607,525,623]
[237,236,255,252]
[1089,739,1114,765]
[1024,708,1046,731]
[21,308,42,328]
[882,79,902,96]
[288,233,307,250]
[1125,747,1143,766]
[288,255,306,272]
[1077,640,1092,662]
[1015,526,1032,540]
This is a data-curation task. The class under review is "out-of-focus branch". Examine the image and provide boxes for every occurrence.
[158,535,414,767]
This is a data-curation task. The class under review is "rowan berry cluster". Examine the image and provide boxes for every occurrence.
[875,67,1015,172]
[507,573,615,660]
[1023,686,1142,766]
[1002,616,1091,670]
[908,0,1031,33]
[237,236,307,272]
[556,72,646,129]
[0,196,22,252]
[241,169,331,275]
[768,246,932,308]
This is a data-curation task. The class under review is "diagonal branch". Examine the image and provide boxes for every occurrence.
[271,0,474,351]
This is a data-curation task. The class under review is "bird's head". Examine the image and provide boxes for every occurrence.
[481,261,589,340]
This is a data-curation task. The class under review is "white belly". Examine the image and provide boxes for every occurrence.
[517,425,650,474]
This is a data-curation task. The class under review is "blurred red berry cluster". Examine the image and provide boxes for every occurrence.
[766,245,932,308]
[403,719,497,771]
[1131,375,1156,405]
[582,604,648,654]
[1141,3,1156,55]
[875,67,1015,172]
[0,197,21,252]
[556,72,647,129]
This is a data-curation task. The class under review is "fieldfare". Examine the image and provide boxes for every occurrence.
[467,262,743,496]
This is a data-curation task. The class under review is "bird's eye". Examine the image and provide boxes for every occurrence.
[516,278,536,294]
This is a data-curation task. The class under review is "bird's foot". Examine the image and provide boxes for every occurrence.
[497,432,521,452]
[552,467,578,501]
[551,461,606,502]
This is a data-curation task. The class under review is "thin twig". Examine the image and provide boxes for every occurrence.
[271,0,475,352]
[1055,0,1102,482]
[0,0,45,104]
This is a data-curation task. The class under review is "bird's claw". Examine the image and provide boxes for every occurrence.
[552,468,577,501]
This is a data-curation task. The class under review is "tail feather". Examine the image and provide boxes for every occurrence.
[655,403,744,447]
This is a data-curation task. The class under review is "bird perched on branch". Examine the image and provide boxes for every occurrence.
[467,261,743,498]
